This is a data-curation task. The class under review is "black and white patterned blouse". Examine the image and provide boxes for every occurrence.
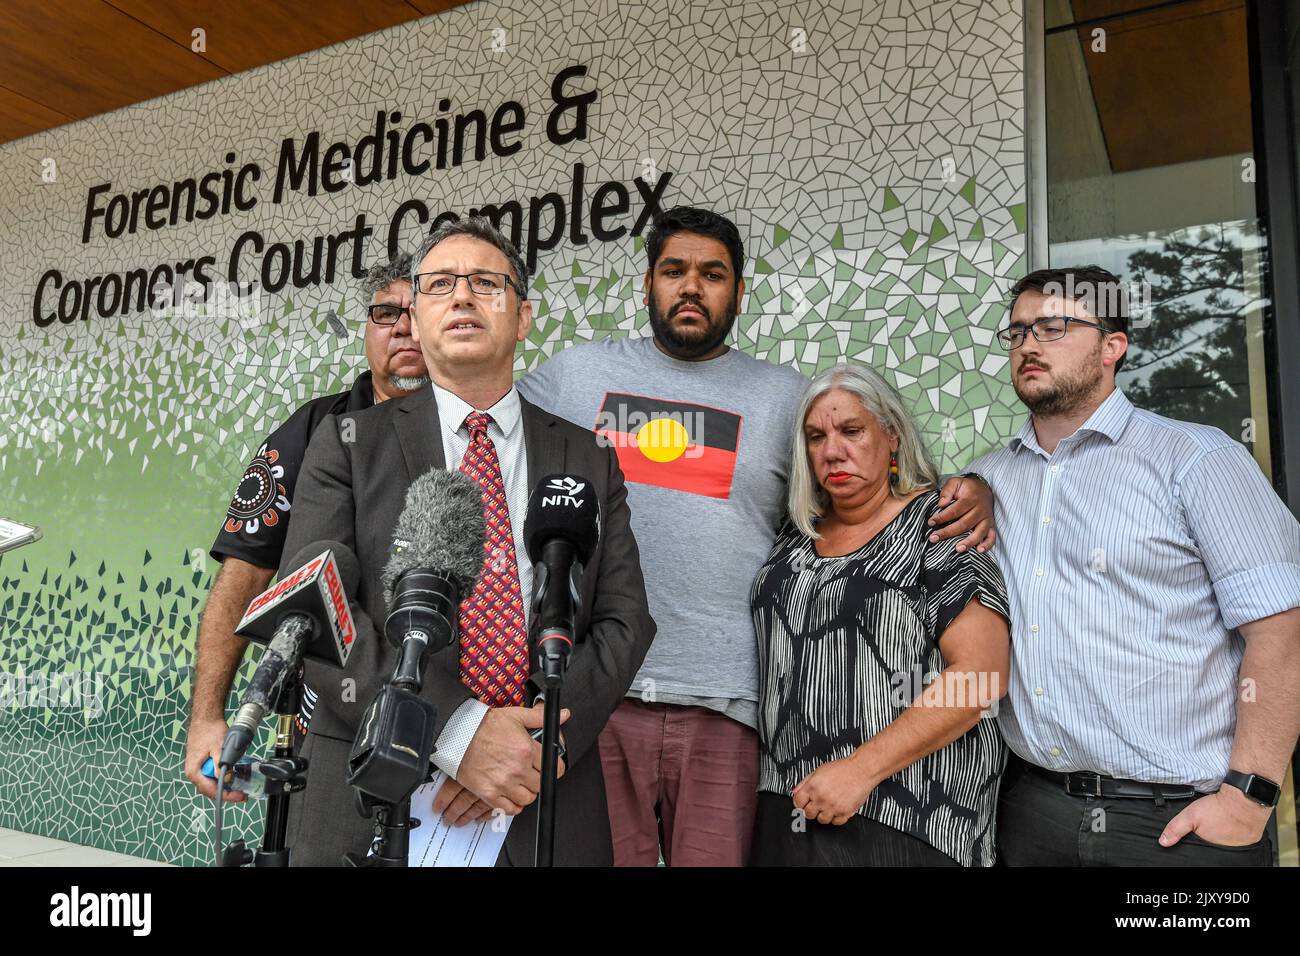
[750,490,1012,867]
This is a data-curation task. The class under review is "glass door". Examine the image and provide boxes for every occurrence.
[1032,0,1296,865]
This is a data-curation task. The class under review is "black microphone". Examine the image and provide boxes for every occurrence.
[378,468,486,688]
[523,475,600,867]
[221,543,361,768]
[346,468,486,807]
[523,474,601,683]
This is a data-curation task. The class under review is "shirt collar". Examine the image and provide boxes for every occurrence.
[347,370,376,412]
[431,381,522,439]
[1009,388,1134,457]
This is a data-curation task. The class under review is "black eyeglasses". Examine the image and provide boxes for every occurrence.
[997,316,1115,350]
[367,303,413,326]
[413,271,521,297]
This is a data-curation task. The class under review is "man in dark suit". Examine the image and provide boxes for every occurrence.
[280,217,655,866]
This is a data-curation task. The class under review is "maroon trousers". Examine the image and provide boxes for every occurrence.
[597,698,759,866]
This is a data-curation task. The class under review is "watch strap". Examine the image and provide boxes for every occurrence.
[1223,769,1281,808]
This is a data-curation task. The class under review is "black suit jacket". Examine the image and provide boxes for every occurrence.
[279,384,655,866]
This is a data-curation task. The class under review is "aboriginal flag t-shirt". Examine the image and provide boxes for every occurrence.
[518,336,808,709]
[594,392,742,500]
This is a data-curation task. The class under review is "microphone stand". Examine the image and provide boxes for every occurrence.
[346,570,455,867]
[534,651,570,867]
[532,543,579,868]
[350,793,418,867]
[219,665,309,867]
[255,670,309,866]
[344,656,433,868]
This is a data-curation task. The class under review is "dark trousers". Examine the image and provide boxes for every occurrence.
[997,760,1273,867]
[750,792,959,866]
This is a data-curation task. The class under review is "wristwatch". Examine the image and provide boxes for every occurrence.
[1223,769,1281,808]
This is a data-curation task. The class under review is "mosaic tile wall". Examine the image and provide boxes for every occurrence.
[0,0,1026,864]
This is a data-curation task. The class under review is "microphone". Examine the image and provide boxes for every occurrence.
[378,468,486,688]
[346,468,485,807]
[523,474,601,683]
[523,475,600,867]
[220,544,360,768]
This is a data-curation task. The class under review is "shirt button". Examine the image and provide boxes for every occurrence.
[1042,516,1052,524]
[1050,464,1059,473]
[1035,568,1044,576]
[1050,746,1061,757]
[1034,687,1044,696]
[1030,624,1039,633]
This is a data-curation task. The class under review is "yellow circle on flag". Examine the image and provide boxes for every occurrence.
[636,417,690,462]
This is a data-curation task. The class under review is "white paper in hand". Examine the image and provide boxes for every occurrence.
[407,771,511,867]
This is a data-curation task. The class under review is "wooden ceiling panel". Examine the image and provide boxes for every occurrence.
[1073,0,1252,172]
[0,0,474,146]
[1056,0,1177,22]
[0,0,225,129]
[1068,0,1242,29]
[407,0,476,15]
[0,84,72,145]
[105,0,428,75]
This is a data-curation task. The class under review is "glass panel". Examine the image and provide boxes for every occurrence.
[1045,0,1178,31]
[1279,0,1300,873]
[1041,0,1296,867]
[1044,0,1272,477]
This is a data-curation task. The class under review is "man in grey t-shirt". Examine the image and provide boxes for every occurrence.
[519,206,995,865]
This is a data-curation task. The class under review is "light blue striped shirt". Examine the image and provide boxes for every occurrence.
[970,388,1300,791]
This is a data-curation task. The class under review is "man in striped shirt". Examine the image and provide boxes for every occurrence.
[970,265,1300,866]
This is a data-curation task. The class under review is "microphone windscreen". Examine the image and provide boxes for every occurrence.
[381,468,487,605]
[524,474,600,564]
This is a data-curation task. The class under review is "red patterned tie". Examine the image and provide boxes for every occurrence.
[456,410,529,707]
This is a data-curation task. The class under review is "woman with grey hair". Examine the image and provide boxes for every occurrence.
[749,362,1011,866]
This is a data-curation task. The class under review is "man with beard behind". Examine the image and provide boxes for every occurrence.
[970,265,1300,866]
[518,206,996,865]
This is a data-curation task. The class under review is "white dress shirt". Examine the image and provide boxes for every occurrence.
[428,382,534,780]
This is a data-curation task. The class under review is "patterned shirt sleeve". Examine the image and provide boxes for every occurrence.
[920,531,1012,645]
[209,408,316,568]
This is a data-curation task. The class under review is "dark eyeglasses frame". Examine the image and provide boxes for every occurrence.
[412,271,523,298]
[997,315,1116,350]
[366,303,413,326]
